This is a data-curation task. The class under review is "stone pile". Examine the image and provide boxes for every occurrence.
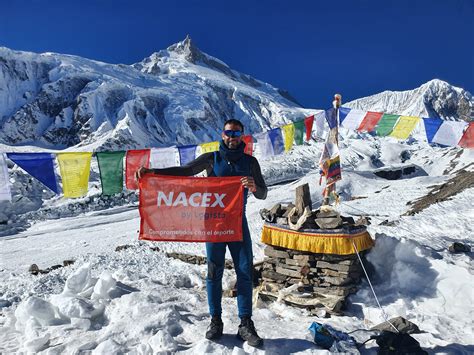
[258,244,364,315]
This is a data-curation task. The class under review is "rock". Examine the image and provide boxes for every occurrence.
[448,242,471,253]
[28,264,40,275]
[264,246,290,259]
[63,260,75,266]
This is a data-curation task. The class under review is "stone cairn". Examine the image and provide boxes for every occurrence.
[257,183,369,315]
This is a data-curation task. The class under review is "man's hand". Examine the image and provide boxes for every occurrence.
[241,176,257,193]
[135,167,151,181]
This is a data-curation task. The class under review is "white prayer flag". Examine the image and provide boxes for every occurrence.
[432,121,468,147]
[341,109,367,131]
[313,111,328,140]
[255,132,274,159]
[0,153,12,202]
[149,146,178,168]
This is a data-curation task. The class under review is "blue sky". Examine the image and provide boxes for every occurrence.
[1,0,472,108]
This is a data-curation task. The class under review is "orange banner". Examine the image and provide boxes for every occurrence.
[139,175,244,242]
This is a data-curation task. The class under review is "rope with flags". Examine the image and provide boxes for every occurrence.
[1,103,473,202]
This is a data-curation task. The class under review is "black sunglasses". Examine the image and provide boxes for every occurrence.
[223,130,243,138]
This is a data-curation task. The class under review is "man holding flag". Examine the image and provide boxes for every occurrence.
[136,119,267,347]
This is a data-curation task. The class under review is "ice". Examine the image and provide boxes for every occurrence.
[148,329,178,353]
[63,263,96,296]
[92,270,117,300]
[14,296,59,329]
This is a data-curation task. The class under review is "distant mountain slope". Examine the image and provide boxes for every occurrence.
[0,37,310,150]
[344,79,473,121]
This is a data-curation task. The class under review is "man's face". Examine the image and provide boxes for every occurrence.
[222,123,243,149]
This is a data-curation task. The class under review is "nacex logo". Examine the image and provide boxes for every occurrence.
[157,191,226,207]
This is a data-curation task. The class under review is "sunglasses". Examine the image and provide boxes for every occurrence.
[223,130,243,138]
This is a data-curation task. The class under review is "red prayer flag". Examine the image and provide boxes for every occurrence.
[304,115,315,141]
[138,175,244,242]
[458,122,474,148]
[358,111,383,132]
[242,135,254,155]
[126,149,150,190]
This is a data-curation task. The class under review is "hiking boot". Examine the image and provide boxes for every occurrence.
[237,317,263,347]
[205,316,223,340]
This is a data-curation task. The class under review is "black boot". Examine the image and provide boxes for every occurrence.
[205,316,223,340]
[237,317,263,347]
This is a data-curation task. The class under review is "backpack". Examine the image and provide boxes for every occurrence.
[375,331,428,355]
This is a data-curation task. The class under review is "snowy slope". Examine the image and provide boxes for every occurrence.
[1,134,473,354]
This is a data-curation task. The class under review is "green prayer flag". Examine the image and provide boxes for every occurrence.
[97,151,125,195]
[294,120,305,145]
[376,114,400,137]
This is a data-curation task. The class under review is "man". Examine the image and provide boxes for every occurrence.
[136,119,267,347]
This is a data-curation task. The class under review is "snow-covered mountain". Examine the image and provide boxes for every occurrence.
[0,36,309,151]
[345,79,473,122]
[1,37,472,153]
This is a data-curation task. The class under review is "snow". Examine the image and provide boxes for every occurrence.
[1,133,473,354]
[1,37,473,354]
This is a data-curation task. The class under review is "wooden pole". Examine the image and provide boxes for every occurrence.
[322,94,342,206]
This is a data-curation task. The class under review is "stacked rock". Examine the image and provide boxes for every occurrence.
[259,244,364,314]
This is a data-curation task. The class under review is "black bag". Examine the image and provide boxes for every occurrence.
[376,331,428,355]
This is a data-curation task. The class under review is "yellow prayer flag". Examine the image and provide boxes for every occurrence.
[282,124,295,151]
[199,141,219,154]
[390,116,420,140]
[57,152,93,198]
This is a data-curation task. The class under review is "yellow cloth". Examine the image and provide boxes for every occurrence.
[390,116,420,140]
[281,124,295,152]
[199,141,219,154]
[57,152,92,198]
[261,224,374,255]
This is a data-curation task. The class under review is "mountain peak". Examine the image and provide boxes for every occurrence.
[345,79,472,121]
[167,35,202,63]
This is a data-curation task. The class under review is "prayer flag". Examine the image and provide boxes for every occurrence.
[0,153,11,202]
[432,121,468,147]
[358,111,383,132]
[389,116,420,140]
[242,135,254,155]
[375,114,400,136]
[6,152,58,193]
[255,132,274,158]
[338,107,351,124]
[198,141,219,155]
[304,115,315,141]
[178,145,197,166]
[57,152,93,198]
[458,122,474,148]
[325,108,338,129]
[313,111,328,140]
[96,151,125,196]
[319,142,341,186]
[268,128,284,155]
[126,149,150,190]
[423,117,444,143]
[341,108,366,131]
[281,123,295,152]
[293,120,305,145]
[150,146,178,168]
[138,175,244,242]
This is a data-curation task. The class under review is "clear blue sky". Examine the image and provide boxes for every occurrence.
[1,0,472,108]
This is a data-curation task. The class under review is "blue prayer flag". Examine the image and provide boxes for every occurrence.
[7,153,59,193]
[325,108,338,129]
[268,128,284,155]
[423,117,443,143]
[178,145,197,166]
[338,107,351,124]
